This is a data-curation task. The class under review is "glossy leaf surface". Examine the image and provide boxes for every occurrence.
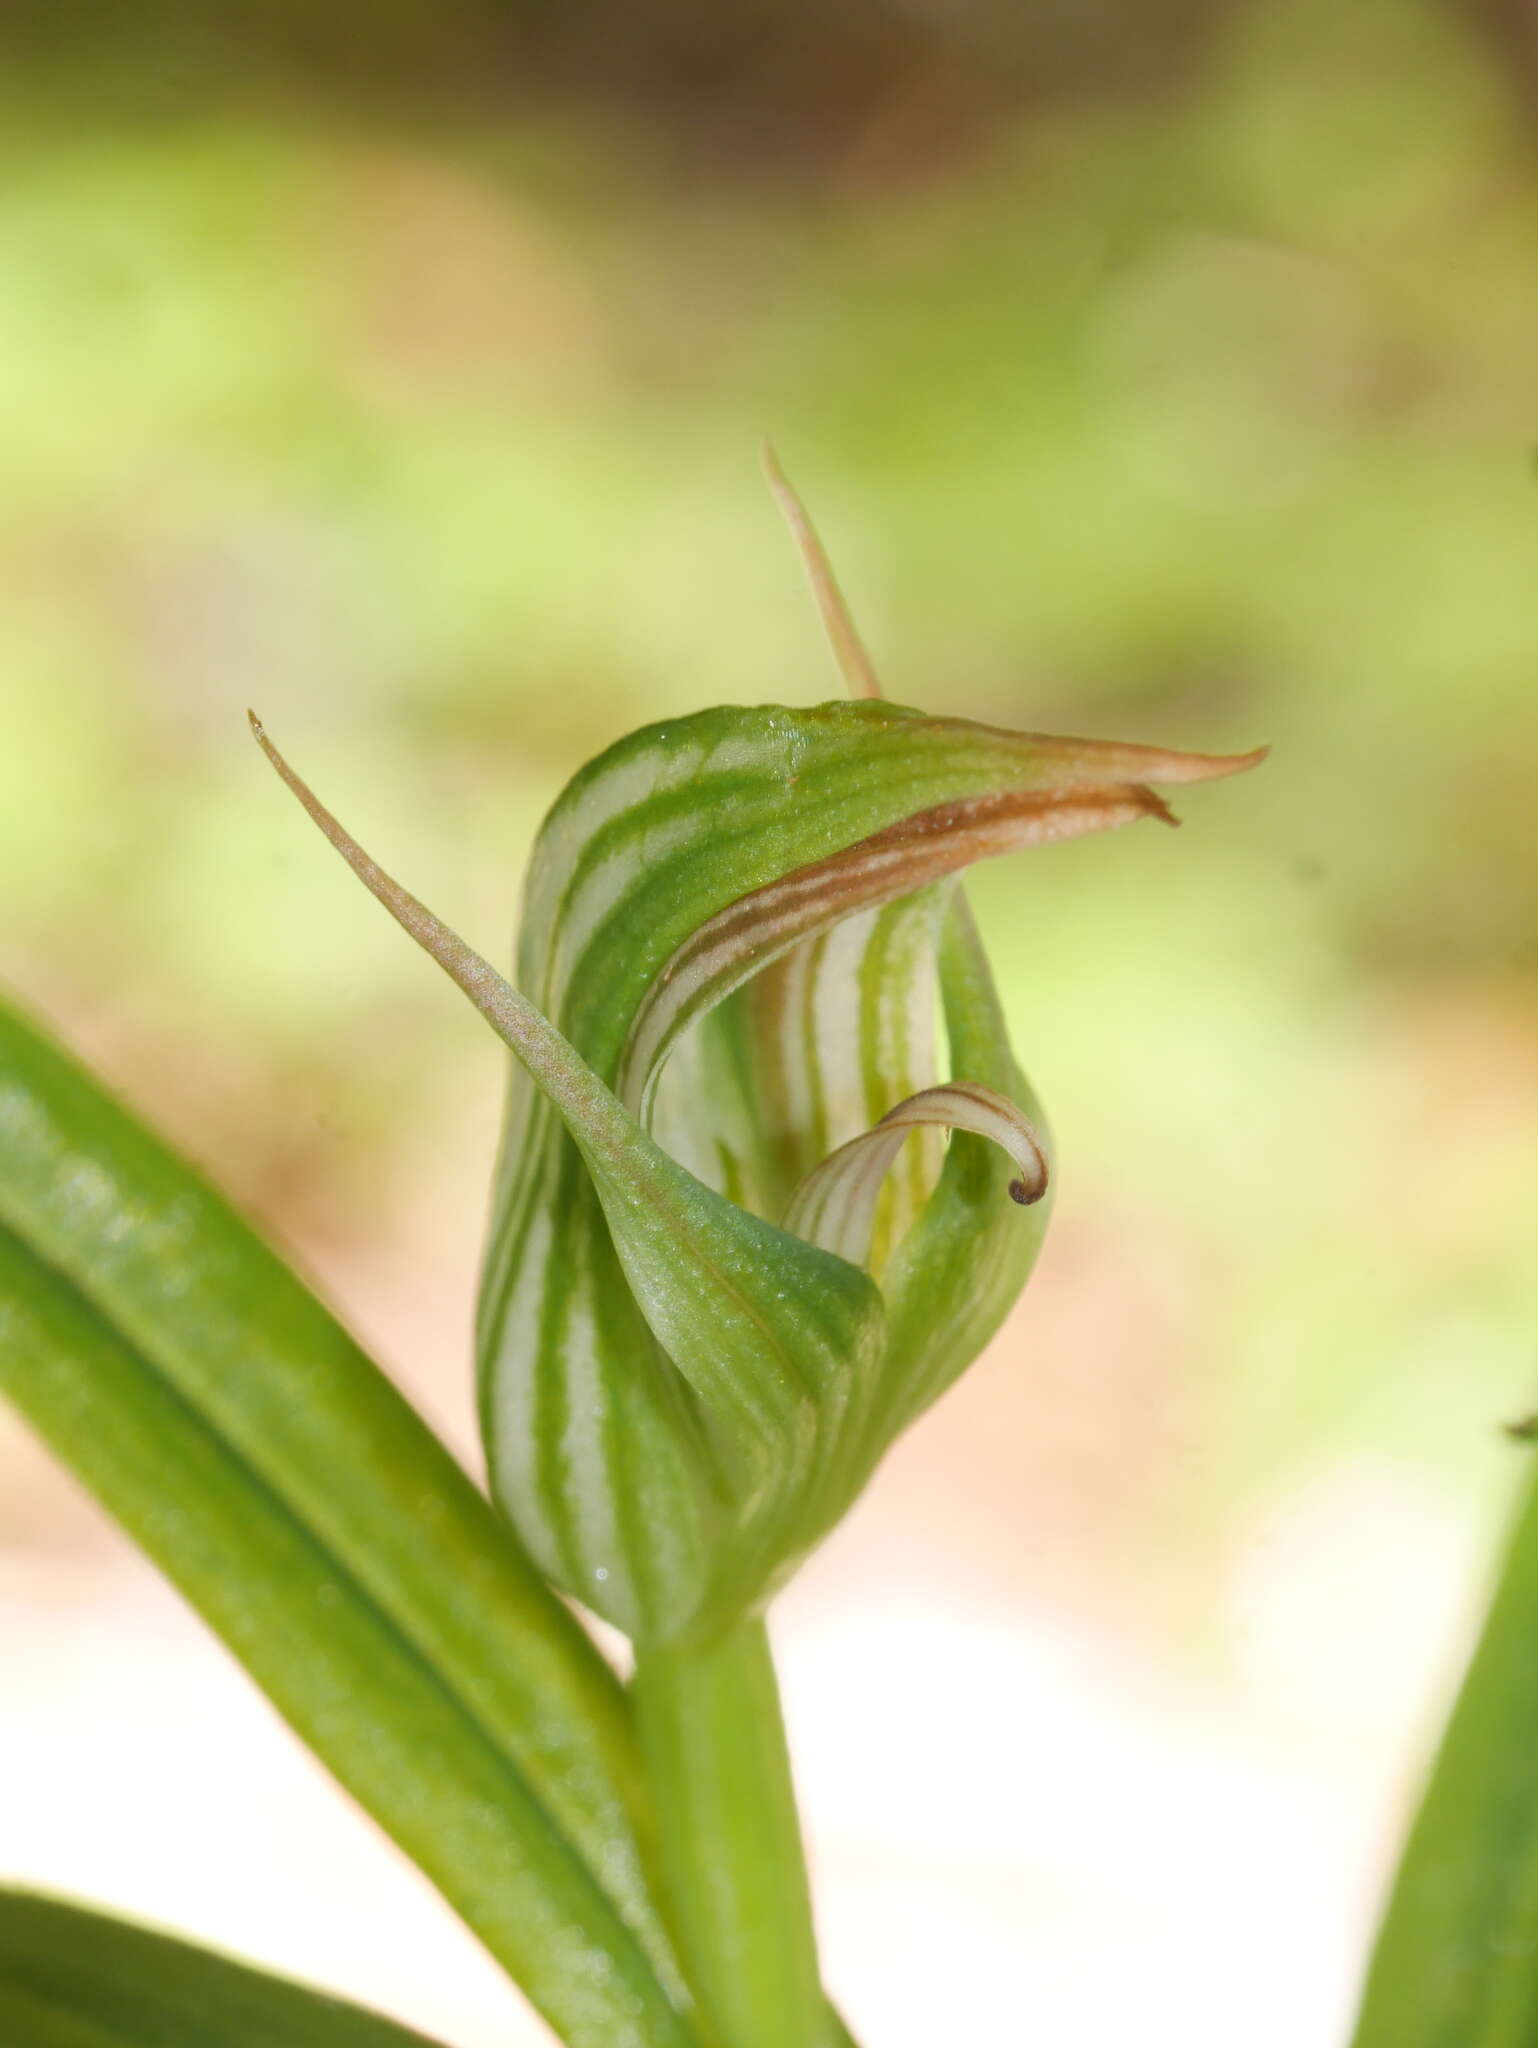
[1351,1474,1538,2048]
[0,1000,697,2048]
[0,1889,449,2047]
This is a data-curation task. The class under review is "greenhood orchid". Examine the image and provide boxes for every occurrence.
[252,467,1262,1650]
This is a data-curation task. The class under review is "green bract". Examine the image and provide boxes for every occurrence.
[254,476,1262,1648]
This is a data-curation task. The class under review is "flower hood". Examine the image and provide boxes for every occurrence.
[252,469,1262,1645]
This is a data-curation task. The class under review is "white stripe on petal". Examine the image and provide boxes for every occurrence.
[783,1081,1048,1270]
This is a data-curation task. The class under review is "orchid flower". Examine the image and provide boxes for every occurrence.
[252,463,1262,1652]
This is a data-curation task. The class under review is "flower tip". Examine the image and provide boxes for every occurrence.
[762,444,884,701]
[1216,742,1271,777]
[1008,1175,1046,1207]
[1063,735,1269,790]
[1134,785,1180,829]
[1167,741,1270,784]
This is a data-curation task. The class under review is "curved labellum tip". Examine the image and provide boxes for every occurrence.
[784,1080,1049,1272]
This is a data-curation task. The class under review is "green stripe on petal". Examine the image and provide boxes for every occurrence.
[253,718,883,1646]
[875,895,1054,1442]
[513,701,1259,1118]
[727,887,953,1255]
[749,891,1054,1562]
[254,692,1260,1643]
[664,886,952,1230]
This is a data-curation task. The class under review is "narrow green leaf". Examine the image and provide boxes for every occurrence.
[0,1234,693,2048]
[0,1888,448,2047]
[1351,1473,1538,2048]
[0,1000,697,2048]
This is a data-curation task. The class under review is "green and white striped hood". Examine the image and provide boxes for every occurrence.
[253,466,1260,1646]
[257,697,1257,1646]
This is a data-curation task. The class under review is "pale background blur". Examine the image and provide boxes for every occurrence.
[3,0,1538,2040]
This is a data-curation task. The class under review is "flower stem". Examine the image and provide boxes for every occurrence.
[631,1615,832,2048]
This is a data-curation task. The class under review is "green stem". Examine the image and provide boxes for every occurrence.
[632,1615,830,2048]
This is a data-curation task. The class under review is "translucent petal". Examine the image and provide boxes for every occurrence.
[783,1079,1047,1271]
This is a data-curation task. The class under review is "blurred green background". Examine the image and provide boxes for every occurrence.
[3,0,1538,2040]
